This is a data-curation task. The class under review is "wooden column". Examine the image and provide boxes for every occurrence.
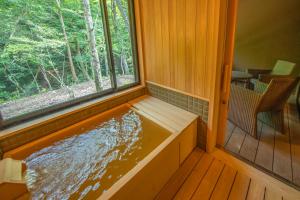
[216,0,239,147]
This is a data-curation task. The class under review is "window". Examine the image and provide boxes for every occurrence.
[0,0,139,127]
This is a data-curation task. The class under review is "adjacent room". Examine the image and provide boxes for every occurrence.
[0,0,299,199]
[225,0,300,189]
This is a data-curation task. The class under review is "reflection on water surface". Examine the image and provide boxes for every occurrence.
[24,109,170,199]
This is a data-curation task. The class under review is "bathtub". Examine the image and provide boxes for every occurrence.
[4,98,198,200]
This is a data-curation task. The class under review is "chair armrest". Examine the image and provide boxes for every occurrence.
[258,74,292,84]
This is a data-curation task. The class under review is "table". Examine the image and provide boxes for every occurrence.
[231,71,253,88]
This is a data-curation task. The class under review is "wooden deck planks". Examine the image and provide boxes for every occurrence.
[255,123,275,171]
[239,122,263,162]
[288,105,300,186]
[155,149,203,200]
[225,126,246,154]
[265,187,283,200]
[225,121,235,144]
[191,160,225,200]
[174,154,214,200]
[158,148,300,200]
[225,104,300,188]
[246,179,266,200]
[273,129,293,181]
[210,165,237,200]
[228,172,250,200]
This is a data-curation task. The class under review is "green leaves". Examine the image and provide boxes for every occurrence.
[0,0,135,107]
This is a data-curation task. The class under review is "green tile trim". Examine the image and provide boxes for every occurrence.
[146,83,209,122]
[146,83,209,150]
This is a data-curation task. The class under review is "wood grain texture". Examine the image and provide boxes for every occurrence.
[239,122,262,162]
[212,149,300,200]
[225,127,246,154]
[265,187,283,200]
[159,148,300,200]
[191,160,224,200]
[255,123,275,171]
[273,129,292,181]
[155,149,203,200]
[135,0,230,153]
[225,121,235,144]
[133,0,145,84]
[228,172,250,200]
[210,165,237,200]
[288,105,300,186]
[174,154,214,200]
[137,0,224,100]
[246,179,266,200]
[225,106,300,190]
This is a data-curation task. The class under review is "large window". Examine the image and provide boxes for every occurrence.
[0,0,139,127]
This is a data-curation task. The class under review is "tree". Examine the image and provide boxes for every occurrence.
[55,0,78,82]
[0,0,136,110]
[115,0,129,31]
[81,0,103,92]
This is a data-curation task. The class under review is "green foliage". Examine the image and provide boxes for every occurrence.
[0,0,134,103]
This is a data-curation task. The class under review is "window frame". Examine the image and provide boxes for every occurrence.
[0,0,140,129]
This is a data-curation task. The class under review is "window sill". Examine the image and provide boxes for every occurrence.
[0,85,145,145]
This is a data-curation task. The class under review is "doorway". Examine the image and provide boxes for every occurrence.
[218,0,300,188]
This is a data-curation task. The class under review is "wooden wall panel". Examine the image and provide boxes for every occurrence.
[185,0,196,94]
[136,0,225,101]
[135,0,228,151]
[168,0,177,88]
[161,0,170,86]
[195,0,208,98]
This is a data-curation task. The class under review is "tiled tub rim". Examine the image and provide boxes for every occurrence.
[146,82,209,150]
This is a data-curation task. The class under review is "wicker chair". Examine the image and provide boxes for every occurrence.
[260,60,296,79]
[251,60,297,88]
[228,77,299,138]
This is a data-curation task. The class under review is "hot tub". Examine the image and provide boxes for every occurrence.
[4,97,198,200]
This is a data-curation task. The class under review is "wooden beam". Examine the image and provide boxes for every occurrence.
[216,0,239,147]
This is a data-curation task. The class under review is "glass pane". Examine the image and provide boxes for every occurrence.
[0,0,111,121]
[106,0,138,88]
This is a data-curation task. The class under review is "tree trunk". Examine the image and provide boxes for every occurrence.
[104,55,109,77]
[76,39,91,81]
[115,0,129,31]
[55,0,78,82]
[26,63,41,93]
[121,54,129,74]
[111,0,118,32]
[82,0,103,92]
[0,111,3,126]
[40,66,53,90]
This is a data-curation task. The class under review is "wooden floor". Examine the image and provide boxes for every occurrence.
[156,148,300,200]
[224,104,300,188]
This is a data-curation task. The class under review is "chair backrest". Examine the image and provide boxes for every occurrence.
[256,77,299,112]
[271,60,296,76]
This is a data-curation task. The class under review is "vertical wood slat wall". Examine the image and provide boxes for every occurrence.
[134,0,228,151]
[135,0,225,101]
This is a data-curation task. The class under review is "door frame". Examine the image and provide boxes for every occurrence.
[205,0,239,152]
[216,0,239,147]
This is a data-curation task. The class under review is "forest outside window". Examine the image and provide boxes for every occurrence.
[0,0,139,127]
